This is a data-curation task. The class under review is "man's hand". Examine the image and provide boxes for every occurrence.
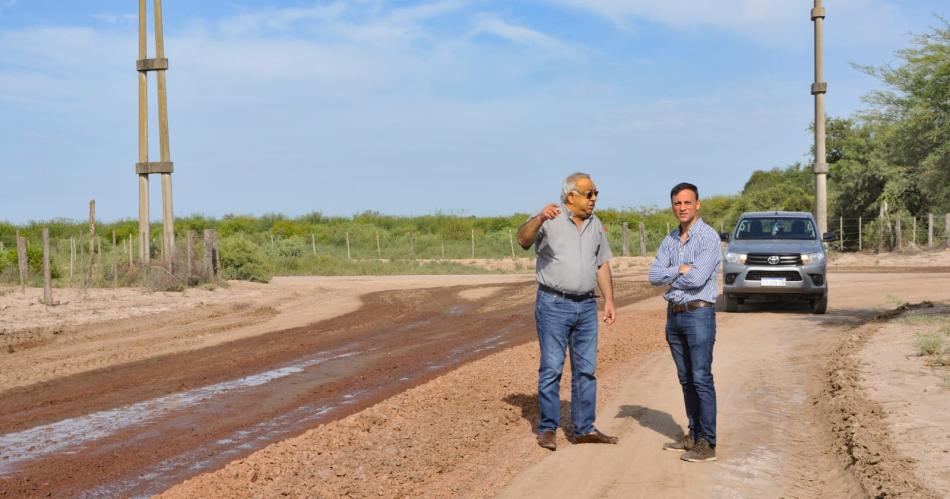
[539,203,560,221]
[517,203,560,249]
[603,300,616,326]
[678,263,692,274]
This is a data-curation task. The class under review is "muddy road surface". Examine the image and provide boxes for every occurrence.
[0,280,656,497]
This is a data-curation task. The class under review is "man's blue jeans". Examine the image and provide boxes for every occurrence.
[535,289,599,436]
[666,305,717,446]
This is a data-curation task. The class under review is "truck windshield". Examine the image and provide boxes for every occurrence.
[735,218,816,240]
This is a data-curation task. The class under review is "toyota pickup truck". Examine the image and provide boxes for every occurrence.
[721,211,837,314]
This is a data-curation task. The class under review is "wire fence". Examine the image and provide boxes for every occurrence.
[2,213,948,289]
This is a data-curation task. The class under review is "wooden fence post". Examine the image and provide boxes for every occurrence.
[69,237,75,283]
[112,231,118,288]
[858,216,862,252]
[471,229,475,259]
[895,217,902,251]
[128,233,133,265]
[508,229,515,258]
[311,233,316,256]
[622,222,630,257]
[638,222,647,257]
[375,230,381,259]
[877,206,885,252]
[203,229,214,277]
[945,213,950,248]
[407,231,413,260]
[839,216,843,251]
[346,232,352,260]
[928,213,934,249]
[42,228,52,305]
[186,230,194,279]
[212,230,220,277]
[88,199,96,255]
[79,231,85,276]
[440,234,445,259]
[913,217,917,246]
[16,231,27,292]
[666,222,670,235]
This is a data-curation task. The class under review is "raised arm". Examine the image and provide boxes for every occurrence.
[517,203,560,249]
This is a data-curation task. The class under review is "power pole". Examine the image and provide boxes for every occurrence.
[811,0,828,234]
[136,0,176,268]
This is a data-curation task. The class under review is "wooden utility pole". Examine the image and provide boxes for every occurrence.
[136,0,176,268]
[811,0,829,234]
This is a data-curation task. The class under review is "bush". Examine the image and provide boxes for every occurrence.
[219,235,271,283]
[914,332,946,356]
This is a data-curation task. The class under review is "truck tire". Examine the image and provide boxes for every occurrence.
[811,293,827,314]
[725,293,739,313]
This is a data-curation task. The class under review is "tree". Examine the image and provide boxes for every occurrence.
[856,18,950,213]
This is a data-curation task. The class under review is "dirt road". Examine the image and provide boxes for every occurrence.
[1,255,948,498]
[500,272,950,498]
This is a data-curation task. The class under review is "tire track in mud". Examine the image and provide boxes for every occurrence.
[0,281,657,498]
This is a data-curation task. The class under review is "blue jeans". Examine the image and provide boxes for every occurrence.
[535,289,599,436]
[666,305,717,446]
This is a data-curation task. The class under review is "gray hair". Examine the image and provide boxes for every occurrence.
[561,172,591,203]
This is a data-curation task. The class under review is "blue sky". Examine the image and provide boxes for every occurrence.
[0,1,945,223]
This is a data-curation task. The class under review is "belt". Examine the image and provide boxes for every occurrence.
[538,283,596,301]
[668,300,714,313]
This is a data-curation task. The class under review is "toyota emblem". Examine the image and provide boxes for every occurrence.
[767,255,780,265]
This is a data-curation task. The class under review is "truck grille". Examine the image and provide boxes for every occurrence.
[746,253,802,265]
[745,270,803,281]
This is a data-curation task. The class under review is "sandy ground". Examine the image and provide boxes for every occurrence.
[856,306,950,495]
[1,251,949,498]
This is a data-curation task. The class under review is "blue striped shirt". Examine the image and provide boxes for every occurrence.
[648,217,721,305]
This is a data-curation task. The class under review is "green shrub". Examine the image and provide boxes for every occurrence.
[914,332,946,356]
[219,235,271,283]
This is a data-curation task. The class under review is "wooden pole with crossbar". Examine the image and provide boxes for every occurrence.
[137,0,176,269]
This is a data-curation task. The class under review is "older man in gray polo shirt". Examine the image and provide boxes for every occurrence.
[516,172,617,451]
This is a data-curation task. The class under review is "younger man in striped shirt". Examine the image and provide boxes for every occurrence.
[648,182,721,463]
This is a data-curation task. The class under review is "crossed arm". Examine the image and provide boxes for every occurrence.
[648,233,719,289]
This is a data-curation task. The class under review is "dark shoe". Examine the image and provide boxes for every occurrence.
[538,430,557,451]
[573,429,618,444]
[680,438,716,462]
[662,432,695,452]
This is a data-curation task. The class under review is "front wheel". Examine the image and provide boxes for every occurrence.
[725,293,739,313]
[811,293,828,314]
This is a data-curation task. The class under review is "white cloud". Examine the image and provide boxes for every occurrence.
[541,0,910,49]
[470,16,582,59]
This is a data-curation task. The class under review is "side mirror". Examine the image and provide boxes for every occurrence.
[822,232,837,242]
[719,232,730,242]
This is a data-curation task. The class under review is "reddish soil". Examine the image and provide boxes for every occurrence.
[0,280,658,498]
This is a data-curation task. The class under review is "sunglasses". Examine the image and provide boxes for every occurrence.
[573,189,599,200]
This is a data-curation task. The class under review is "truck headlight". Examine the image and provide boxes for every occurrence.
[801,252,825,264]
[725,252,747,264]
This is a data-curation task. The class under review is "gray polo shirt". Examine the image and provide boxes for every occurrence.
[534,205,613,294]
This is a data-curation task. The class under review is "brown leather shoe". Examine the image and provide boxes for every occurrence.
[537,430,557,450]
[573,429,618,444]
